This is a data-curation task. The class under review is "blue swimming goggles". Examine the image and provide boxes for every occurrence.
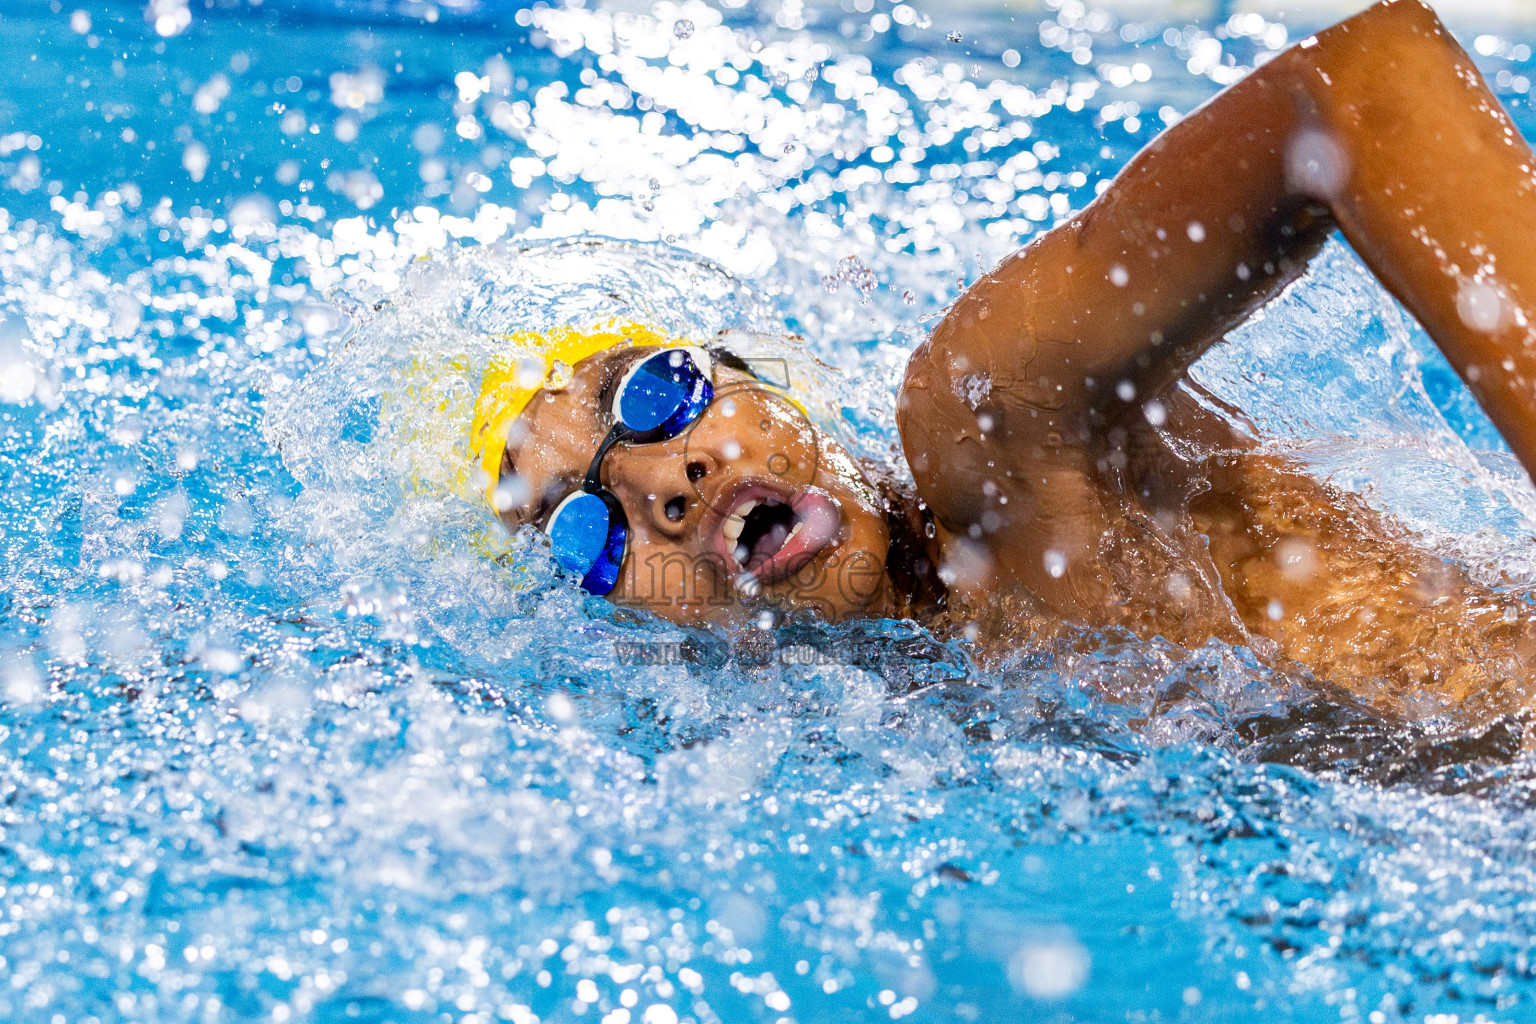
[543,346,715,595]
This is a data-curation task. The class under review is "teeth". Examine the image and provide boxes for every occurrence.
[722,499,756,542]
[788,521,804,540]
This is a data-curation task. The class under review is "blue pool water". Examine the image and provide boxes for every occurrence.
[8,1,1536,1021]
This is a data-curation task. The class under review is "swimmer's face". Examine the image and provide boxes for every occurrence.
[499,347,894,624]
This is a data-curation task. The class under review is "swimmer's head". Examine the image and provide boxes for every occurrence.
[479,325,900,624]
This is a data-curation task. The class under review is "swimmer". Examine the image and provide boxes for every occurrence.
[483,0,1536,720]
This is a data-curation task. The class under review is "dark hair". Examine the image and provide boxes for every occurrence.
[877,478,947,619]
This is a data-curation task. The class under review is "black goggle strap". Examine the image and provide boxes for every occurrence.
[706,346,800,407]
[708,346,770,384]
[582,422,629,494]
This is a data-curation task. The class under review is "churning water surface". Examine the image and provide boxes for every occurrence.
[7,0,1536,1021]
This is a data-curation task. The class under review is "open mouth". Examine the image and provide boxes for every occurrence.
[712,484,841,587]
[726,498,797,569]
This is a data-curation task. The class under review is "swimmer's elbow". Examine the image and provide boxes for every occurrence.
[1296,0,1452,77]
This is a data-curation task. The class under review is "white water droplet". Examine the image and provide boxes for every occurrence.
[0,354,37,404]
[1009,937,1090,999]
[1285,129,1349,202]
[148,0,192,37]
[513,356,545,390]
[181,141,210,182]
[546,692,575,723]
[3,658,43,704]
[202,648,241,674]
[1457,278,1506,333]
[493,474,530,513]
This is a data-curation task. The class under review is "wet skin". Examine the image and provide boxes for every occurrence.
[899,0,1536,716]
[500,0,1536,719]
[500,347,894,623]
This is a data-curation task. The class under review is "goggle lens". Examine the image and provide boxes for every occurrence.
[545,490,627,596]
[614,347,713,439]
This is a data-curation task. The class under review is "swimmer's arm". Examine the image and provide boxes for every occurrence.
[907,0,1536,478]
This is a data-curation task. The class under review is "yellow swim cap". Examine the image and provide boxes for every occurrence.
[469,321,680,506]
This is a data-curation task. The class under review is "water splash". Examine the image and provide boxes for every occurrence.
[5,1,1536,1022]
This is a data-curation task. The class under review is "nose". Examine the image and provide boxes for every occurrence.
[604,446,718,540]
[683,387,819,490]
